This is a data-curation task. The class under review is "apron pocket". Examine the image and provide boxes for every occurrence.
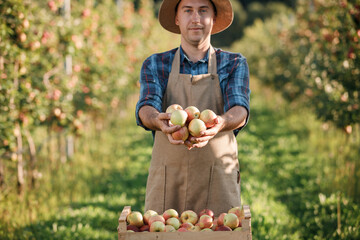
[144,165,166,214]
[207,167,241,215]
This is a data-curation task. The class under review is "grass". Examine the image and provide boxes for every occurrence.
[1,78,359,239]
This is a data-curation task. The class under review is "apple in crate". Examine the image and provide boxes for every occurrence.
[199,208,214,219]
[234,227,243,231]
[201,228,213,232]
[200,109,217,128]
[188,119,206,137]
[217,212,227,226]
[180,210,198,225]
[180,222,193,230]
[127,225,140,232]
[166,217,181,230]
[215,225,232,231]
[126,211,144,227]
[178,227,189,232]
[198,214,213,229]
[163,208,179,220]
[148,215,165,226]
[185,106,200,123]
[150,221,165,232]
[223,213,239,230]
[143,209,158,225]
[228,206,244,219]
[170,109,188,127]
[165,225,176,232]
[166,104,183,113]
[171,126,189,141]
[140,225,150,232]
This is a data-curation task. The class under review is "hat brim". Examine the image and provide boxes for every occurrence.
[158,0,234,35]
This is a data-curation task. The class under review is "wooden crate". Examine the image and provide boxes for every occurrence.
[118,205,252,240]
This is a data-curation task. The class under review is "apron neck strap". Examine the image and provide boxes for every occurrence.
[171,46,217,75]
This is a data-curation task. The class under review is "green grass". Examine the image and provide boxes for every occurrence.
[1,79,359,239]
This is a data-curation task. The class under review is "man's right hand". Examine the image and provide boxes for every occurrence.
[139,106,183,145]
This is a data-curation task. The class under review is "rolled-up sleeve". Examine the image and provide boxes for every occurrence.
[222,56,251,134]
[135,57,164,130]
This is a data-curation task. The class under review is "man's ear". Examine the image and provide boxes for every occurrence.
[175,15,179,26]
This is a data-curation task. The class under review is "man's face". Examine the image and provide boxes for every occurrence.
[175,0,216,46]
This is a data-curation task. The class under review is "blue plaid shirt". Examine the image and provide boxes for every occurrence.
[135,46,250,136]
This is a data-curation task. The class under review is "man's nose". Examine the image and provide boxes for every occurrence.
[191,11,201,23]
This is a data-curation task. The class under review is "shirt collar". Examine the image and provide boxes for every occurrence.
[179,46,209,64]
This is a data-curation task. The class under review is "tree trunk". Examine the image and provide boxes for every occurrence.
[24,130,37,188]
[15,123,25,195]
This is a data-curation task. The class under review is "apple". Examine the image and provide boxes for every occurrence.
[180,222,194,230]
[215,225,232,231]
[234,227,243,231]
[126,211,144,227]
[148,215,165,226]
[127,225,140,232]
[166,104,183,113]
[180,210,198,225]
[166,217,181,230]
[170,109,188,126]
[188,119,206,137]
[198,214,213,229]
[228,206,244,219]
[223,213,239,230]
[171,126,189,141]
[189,225,201,232]
[163,208,179,220]
[143,210,158,225]
[200,109,217,128]
[177,227,189,232]
[185,106,200,123]
[217,213,227,226]
[150,221,165,232]
[140,225,150,232]
[199,209,214,219]
[165,225,176,232]
[201,228,213,232]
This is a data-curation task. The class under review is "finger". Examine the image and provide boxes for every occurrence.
[167,134,184,145]
[158,113,171,120]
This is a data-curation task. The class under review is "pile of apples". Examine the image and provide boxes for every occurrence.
[126,207,245,233]
[166,104,218,141]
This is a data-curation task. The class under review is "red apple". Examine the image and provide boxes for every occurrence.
[188,119,206,137]
[163,208,179,220]
[127,225,140,232]
[166,217,181,230]
[126,211,144,228]
[217,213,227,226]
[148,215,165,226]
[170,109,188,126]
[171,126,189,141]
[185,106,200,123]
[215,225,232,231]
[180,210,198,225]
[166,104,183,113]
[150,221,165,232]
[228,206,244,219]
[199,209,214,219]
[143,210,158,225]
[140,225,150,232]
[180,222,194,230]
[198,214,213,229]
[177,227,189,232]
[223,213,239,230]
[200,109,217,128]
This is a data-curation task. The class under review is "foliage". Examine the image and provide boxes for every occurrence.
[233,0,360,131]
[0,0,157,157]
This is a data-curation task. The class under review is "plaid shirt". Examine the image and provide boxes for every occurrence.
[135,46,250,136]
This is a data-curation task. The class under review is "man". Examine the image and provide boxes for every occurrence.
[135,0,250,216]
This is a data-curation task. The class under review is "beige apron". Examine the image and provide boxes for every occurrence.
[144,47,241,216]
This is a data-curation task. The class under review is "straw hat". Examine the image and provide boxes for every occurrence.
[158,0,234,35]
